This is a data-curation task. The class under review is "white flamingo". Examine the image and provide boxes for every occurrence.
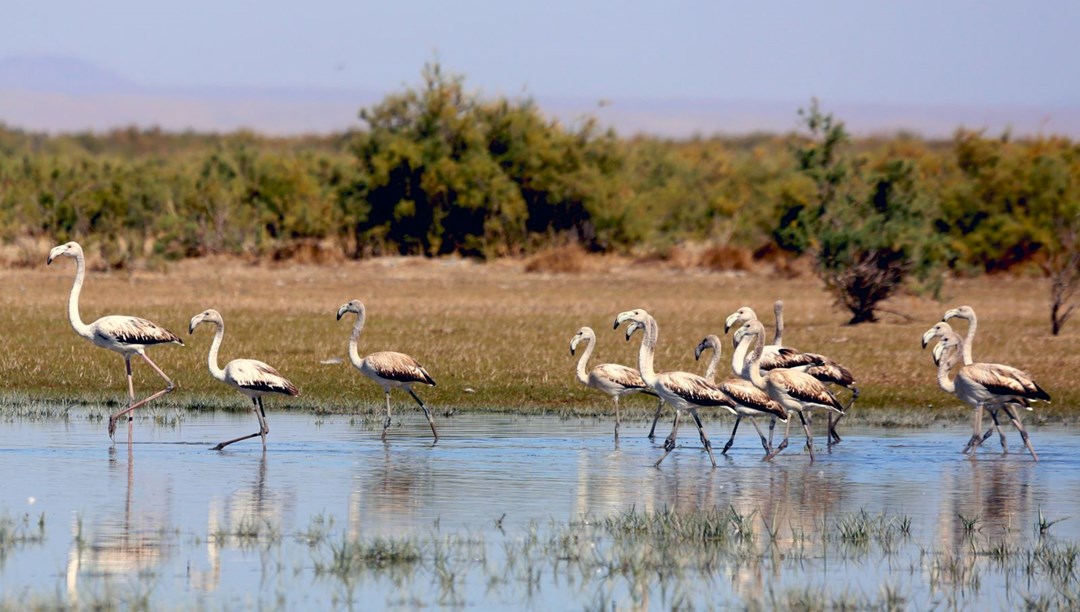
[694,335,787,458]
[47,241,182,443]
[615,309,729,467]
[570,326,662,440]
[189,309,299,451]
[922,323,1046,460]
[734,319,845,462]
[337,300,438,441]
[725,302,856,445]
[941,305,1015,450]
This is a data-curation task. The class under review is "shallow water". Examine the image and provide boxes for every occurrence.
[0,409,1077,609]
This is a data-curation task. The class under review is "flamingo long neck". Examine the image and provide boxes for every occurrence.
[703,340,721,384]
[936,349,957,394]
[773,303,784,347]
[746,341,768,392]
[205,321,227,383]
[635,317,659,387]
[962,315,976,365]
[347,309,367,369]
[574,336,594,386]
[66,252,93,340]
[731,333,750,379]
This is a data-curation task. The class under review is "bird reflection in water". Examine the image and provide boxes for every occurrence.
[190,452,294,593]
[66,446,173,605]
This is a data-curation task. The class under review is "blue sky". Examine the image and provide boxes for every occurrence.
[3,0,1078,108]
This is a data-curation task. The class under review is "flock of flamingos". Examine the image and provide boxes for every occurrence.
[46,241,1050,463]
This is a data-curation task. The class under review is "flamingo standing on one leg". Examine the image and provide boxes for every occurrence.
[189,309,299,451]
[336,300,438,441]
[47,241,183,444]
[570,326,662,441]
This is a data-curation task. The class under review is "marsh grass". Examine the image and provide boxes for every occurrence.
[2,258,1078,421]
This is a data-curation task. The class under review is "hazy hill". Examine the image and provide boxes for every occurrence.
[3,56,1079,138]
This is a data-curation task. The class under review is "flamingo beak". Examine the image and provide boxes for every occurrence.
[724,312,740,334]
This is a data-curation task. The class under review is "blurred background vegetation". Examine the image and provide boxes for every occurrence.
[2,64,1078,326]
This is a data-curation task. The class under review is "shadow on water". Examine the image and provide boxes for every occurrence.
[0,409,1078,608]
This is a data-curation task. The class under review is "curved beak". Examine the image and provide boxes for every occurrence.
[920,327,936,349]
[932,340,945,366]
[694,340,707,361]
[46,245,64,265]
[724,312,740,334]
[614,310,635,330]
[188,314,204,335]
[942,308,958,322]
[570,335,580,356]
[624,321,641,341]
[336,304,350,321]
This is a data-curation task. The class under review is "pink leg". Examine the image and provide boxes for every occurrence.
[109,352,177,440]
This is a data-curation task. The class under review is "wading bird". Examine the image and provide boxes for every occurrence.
[941,305,1013,451]
[47,241,182,443]
[570,326,662,441]
[189,309,299,451]
[725,303,855,445]
[693,335,787,458]
[614,309,727,467]
[922,323,1046,460]
[734,320,845,462]
[336,300,438,441]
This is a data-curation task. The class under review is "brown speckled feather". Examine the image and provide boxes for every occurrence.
[771,369,845,413]
[227,360,300,396]
[96,315,183,346]
[804,356,856,387]
[962,363,1050,402]
[659,372,735,408]
[592,363,649,390]
[721,378,788,421]
[367,351,436,386]
[760,347,822,371]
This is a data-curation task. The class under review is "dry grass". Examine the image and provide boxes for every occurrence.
[1,255,1077,421]
[523,243,588,274]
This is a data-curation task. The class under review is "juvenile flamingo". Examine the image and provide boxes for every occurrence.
[337,300,438,441]
[615,309,728,467]
[694,335,787,457]
[47,241,182,443]
[570,326,661,440]
[922,323,1047,460]
[735,320,845,462]
[189,309,299,451]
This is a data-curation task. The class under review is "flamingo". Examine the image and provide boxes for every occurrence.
[941,305,1014,451]
[189,309,299,451]
[336,300,438,441]
[47,241,182,443]
[614,309,729,467]
[694,335,787,458]
[725,303,856,445]
[570,326,662,440]
[734,319,845,462]
[922,323,1046,460]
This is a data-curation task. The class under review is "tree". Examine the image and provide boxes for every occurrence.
[777,101,943,324]
[348,62,623,258]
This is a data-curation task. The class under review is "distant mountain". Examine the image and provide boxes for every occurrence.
[0,56,142,94]
[3,55,1080,138]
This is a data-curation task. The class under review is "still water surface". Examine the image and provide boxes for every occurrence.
[0,409,1077,609]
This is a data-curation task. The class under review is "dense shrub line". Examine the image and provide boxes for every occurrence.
[1,64,1078,283]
